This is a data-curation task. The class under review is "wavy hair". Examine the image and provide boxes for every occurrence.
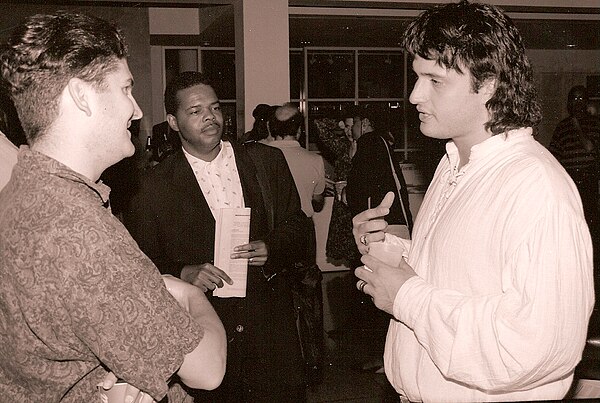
[402,0,542,134]
[0,11,127,143]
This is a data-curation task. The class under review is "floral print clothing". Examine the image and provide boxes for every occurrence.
[0,147,202,403]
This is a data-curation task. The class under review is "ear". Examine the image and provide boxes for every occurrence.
[66,78,92,117]
[166,114,179,132]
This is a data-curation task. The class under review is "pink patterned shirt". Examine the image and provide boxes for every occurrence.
[0,148,202,402]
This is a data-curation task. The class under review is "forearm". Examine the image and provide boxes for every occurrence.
[178,288,226,390]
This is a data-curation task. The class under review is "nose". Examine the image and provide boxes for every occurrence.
[409,78,426,105]
[203,109,216,122]
[131,95,143,120]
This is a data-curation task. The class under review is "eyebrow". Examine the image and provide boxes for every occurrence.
[415,70,445,79]
[185,100,220,112]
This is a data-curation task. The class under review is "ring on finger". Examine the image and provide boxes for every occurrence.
[357,280,367,293]
[249,257,253,263]
[360,234,368,246]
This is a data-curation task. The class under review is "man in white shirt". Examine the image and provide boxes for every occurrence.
[269,103,326,218]
[352,1,594,402]
[0,131,18,191]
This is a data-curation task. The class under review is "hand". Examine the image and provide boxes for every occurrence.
[101,372,156,403]
[162,274,201,311]
[352,192,395,255]
[354,253,416,315]
[231,240,268,266]
[180,264,233,293]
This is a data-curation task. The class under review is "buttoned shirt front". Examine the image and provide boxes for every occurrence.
[184,141,245,218]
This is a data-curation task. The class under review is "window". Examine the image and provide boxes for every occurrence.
[158,46,438,165]
[292,47,427,161]
[160,47,237,139]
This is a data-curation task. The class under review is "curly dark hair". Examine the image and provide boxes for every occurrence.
[164,71,213,116]
[402,0,542,135]
[0,11,128,143]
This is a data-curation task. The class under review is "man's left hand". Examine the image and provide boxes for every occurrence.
[231,240,268,266]
[355,253,417,315]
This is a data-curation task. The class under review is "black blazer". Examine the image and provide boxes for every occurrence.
[124,141,307,387]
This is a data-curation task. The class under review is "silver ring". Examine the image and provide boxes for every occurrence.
[249,257,253,263]
[357,280,367,293]
[360,234,368,246]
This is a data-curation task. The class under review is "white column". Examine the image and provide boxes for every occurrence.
[233,0,290,138]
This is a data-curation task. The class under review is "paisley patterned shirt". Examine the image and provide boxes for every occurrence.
[0,147,202,403]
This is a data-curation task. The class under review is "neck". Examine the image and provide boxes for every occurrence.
[182,140,222,162]
[453,132,493,170]
[31,136,104,182]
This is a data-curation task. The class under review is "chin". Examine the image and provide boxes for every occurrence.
[122,136,136,155]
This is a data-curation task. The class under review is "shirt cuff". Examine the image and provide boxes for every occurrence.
[393,276,432,328]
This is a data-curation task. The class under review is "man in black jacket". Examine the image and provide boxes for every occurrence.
[345,105,412,238]
[125,72,308,402]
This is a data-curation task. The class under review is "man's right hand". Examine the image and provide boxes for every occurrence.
[180,264,233,293]
[352,191,394,255]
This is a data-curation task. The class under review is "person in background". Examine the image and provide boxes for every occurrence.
[352,1,594,401]
[0,12,226,403]
[270,103,326,218]
[549,85,599,257]
[240,103,277,144]
[346,104,412,240]
[0,130,18,191]
[343,104,412,373]
[125,71,309,402]
[269,103,326,383]
[314,111,359,264]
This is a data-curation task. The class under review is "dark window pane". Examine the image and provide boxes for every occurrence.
[220,102,237,141]
[164,48,198,87]
[358,52,403,98]
[202,50,236,100]
[290,51,304,100]
[307,51,355,98]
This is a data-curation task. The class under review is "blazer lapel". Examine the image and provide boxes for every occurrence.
[171,149,215,225]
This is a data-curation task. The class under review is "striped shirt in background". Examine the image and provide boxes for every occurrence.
[548,115,600,181]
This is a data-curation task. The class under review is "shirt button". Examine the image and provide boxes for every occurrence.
[236,324,244,333]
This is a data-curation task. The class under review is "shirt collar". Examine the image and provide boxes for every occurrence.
[183,140,228,168]
[273,139,301,148]
[19,146,111,204]
[445,127,533,168]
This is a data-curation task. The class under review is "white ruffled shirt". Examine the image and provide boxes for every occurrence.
[184,141,244,219]
[384,128,594,402]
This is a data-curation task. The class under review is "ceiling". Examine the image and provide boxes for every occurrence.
[152,3,600,50]
[7,0,600,50]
